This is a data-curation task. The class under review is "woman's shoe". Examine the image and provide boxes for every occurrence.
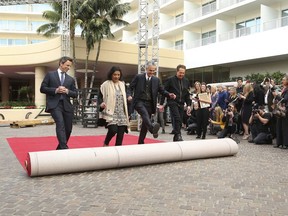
[242,134,250,140]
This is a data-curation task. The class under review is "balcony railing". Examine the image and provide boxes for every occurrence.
[219,24,260,42]
[263,16,288,31]
[186,35,216,49]
[164,0,247,32]
[161,14,184,32]
[219,0,246,9]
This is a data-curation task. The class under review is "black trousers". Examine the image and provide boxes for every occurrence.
[218,125,236,138]
[50,101,73,150]
[104,125,127,146]
[276,117,288,147]
[196,108,209,137]
[168,102,184,136]
[134,100,153,144]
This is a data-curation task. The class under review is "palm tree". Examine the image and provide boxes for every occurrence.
[77,0,130,91]
[36,1,82,86]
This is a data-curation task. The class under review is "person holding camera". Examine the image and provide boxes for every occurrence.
[248,105,272,144]
[218,103,239,139]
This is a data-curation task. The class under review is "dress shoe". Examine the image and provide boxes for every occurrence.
[196,136,201,139]
[281,145,288,149]
[273,145,282,148]
[173,134,183,142]
[201,136,206,139]
[162,129,165,134]
[151,123,160,138]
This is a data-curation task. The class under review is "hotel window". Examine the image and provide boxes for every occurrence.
[30,21,46,31]
[202,30,216,46]
[0,20,26,31]
[202,0,216,16]
[236,17,260,37]
[0,39,7,46]
[30,39,46,44]
[175,13,184,25]
[282,9,288,27]
[8,39,26,46]
[175,40,183,50]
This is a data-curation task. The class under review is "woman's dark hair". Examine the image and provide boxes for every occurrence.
[107,66,122,80]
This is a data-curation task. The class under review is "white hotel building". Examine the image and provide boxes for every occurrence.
[0,0,288,106]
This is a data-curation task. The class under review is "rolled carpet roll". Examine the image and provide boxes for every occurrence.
[26,138,238,177]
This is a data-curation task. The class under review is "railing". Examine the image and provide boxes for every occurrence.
[202,1,217,16]
[263,16,288,31]
[159,0,174,6]
[219,24,260,42]
[186,35,216,49]
[161,14,184,32]
[219,0,246,9]
[163,0,247,32]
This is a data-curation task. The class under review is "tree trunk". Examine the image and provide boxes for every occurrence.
[86,39,102,102]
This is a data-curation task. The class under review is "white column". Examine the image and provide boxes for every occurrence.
[261,4,279,31]
[35,66,46,108]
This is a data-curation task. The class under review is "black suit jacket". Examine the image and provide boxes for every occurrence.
[40,71,78,113]
[161,75,191,106]
[127,73,169,114]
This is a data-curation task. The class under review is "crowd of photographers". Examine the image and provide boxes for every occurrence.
[182,74,288,148]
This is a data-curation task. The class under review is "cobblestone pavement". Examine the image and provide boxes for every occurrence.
[0,122,288,216]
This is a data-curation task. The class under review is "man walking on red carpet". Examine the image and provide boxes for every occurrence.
[127,60,176,144]
[40,56,78,150]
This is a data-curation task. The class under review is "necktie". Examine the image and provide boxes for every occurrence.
[60,72,65,85]
[179,80,183,102]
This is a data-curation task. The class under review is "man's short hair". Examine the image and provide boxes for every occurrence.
[59,56,73,65]
[146,60,157,68]
[237,77,243,82]
[176,64,186,71]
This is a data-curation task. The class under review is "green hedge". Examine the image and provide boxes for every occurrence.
[0,101,36,108]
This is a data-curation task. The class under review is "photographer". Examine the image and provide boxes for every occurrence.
[218,103,239,139]
[248,105,272,144]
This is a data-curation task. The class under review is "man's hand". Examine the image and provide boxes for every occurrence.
[56,86,68,94]
[127,96,133,102]
[169,93,176,99]
[186,106,191,115]
[158,105,164,112]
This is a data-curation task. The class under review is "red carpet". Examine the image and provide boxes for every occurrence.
[7,135,163,170]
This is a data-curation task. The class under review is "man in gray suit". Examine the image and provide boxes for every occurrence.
[40,56,78,150]
[127,61,176,144]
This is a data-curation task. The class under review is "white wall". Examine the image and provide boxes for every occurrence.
[184,26,288,69]
[230,60,288,80]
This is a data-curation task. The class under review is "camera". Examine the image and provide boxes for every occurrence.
[264,77,270,83]
[252,109,259,115]
[252,103,259,115]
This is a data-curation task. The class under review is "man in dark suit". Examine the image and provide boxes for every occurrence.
[40,56,78,150]
[127,61,176,144]
[161,64,191,141]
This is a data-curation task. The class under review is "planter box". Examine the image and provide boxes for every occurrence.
[0,109,45,121]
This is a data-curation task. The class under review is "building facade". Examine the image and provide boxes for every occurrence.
[0,0,288,107]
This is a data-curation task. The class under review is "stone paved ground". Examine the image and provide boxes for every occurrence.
[0,123,288,216]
